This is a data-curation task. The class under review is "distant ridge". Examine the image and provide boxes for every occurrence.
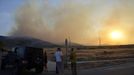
[0,35,58,48]
[76,44,134,50]
[1,35,134,49]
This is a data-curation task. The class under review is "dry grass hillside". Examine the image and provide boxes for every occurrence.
[44,46,134,69]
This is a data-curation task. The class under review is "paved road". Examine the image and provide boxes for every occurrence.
[78,63,134,75]
[0,62,134,75]
[42,62,134,75]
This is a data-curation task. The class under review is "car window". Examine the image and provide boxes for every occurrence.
[16,47,25,58]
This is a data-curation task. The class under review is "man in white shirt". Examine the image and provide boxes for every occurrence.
[54,48,63,74]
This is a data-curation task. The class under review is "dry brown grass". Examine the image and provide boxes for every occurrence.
[43,47,134,69]
[43,47,134,61]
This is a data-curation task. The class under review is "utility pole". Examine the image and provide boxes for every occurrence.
[65,38,68,68]
[98,31,101,46]
[99,34,101,46]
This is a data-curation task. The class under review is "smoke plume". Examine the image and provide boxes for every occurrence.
[11,0,134,45]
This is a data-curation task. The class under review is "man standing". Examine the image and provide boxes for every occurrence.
[70,48,77,75]
[43,50,48,72]
[54,48,63,75]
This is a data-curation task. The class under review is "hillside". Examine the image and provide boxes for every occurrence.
[0,35,58,48]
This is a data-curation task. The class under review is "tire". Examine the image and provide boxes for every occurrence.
[1,60,6,70]
[35,65,43,73]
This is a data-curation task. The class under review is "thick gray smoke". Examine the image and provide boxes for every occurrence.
[11,0,134,45]
[11,0,94,44]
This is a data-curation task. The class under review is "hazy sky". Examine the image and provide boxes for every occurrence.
[0,0,25,36]
[0,0,134,45]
